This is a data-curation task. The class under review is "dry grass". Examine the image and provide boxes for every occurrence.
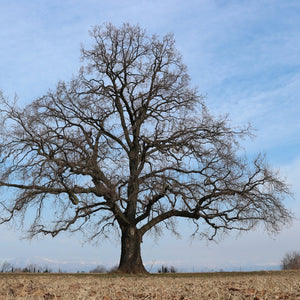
[0,270,300,299]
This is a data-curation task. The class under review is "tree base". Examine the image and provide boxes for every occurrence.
[116,263,149,274]
[118,226,148,274]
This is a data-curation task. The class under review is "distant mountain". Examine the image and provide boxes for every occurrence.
[2,256,281,273]
[5,256,110,273]
[173,264,281,273]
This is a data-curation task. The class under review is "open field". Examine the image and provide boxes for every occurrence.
[0,270,300,299]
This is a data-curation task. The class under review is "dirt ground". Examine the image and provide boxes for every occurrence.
[0,270,300,299]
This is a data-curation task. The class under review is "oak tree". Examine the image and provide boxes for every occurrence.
[0,23,292,273]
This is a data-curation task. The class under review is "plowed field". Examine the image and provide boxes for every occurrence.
[0,270,300,299]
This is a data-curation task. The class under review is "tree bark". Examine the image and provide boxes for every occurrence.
[117,226,147,274]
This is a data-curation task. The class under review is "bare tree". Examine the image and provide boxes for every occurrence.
[0,261,13,273]
[281,251,300,270]
[89,265,107,273]
[0,23,292,273]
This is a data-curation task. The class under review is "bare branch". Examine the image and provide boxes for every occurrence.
[0,23,293,273]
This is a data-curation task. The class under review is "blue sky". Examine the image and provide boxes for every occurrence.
[0,0,299,272]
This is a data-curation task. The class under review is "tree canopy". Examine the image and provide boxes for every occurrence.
[0,23,292,273]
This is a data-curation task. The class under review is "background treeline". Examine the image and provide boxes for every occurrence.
[0,261,178,274]
[1,251,299,273]
[0,261,52,273]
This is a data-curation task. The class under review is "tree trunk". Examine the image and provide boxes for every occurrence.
[117,226,147,274]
